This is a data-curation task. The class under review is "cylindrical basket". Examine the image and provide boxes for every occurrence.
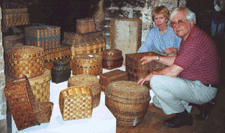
[68,74,101,108]
[72,53,102,76]
[105,81,150,127]
[76,18,96,34]
[51,59,71,83]
[102,49,123,69]
[5,45,45,78]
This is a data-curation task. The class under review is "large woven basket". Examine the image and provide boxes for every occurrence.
[5,45,45,78]
[4,77,40,130]
[102,49,123,69]
[76,18,96,34]
[72,53,102,76]
[52,59,71,83]
[59,86,92,121]
[68,74,101,108]
[99,69,128,91]
[28,69,51,102]
[126,52,168,88]
[105,81,150,127]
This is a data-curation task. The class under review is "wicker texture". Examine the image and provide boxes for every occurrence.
[59,86,92,121]
[126,52,168,88]
[72,53,102,76]
[68,74,101,108]
[76,18,96,34]
[28,69,51,102]
[102,49,123,69]
[105,81,150,127]
[33,102,54,123]
[25,25,60,50]
[5,45,45,78]
[51,59,71,83]
[99,69,128,91]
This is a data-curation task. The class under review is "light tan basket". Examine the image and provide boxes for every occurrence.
[5,45,45,78]
[68,74,101,108]
[72,53,102,76]
[59,86,92,121]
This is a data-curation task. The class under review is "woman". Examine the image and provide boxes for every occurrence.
[138,5,181,55]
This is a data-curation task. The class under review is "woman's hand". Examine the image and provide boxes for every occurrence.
[137,73,153,86]
[141,56,155,65]
[163,48,178,54]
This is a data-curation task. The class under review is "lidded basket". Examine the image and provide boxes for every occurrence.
[5,45,45,78]
[105,81,150,127]
[68,74,101,108]
[102,49,123,69]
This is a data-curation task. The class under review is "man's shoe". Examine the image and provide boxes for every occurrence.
[164,114,193,128]
[195,100,216,120]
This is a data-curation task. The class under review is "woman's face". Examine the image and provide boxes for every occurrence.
[154,14,168,29]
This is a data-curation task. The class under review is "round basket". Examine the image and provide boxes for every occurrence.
[105,81,150,127]
[52,59,71,83]
[72,53,102,76]
[5,45,45,78]
[68,74,101,108]
[102,49,123,69]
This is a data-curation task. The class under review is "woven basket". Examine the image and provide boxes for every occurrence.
[25,25,61,50]
[76,18,96,34]
[68,74,101,108]
[105,81,150,127]
[59,86,92,121]
[102,49,123,69]
[4,77,40,130]
[52,59,71,83]
[100,69,128,91]
[72,53,102,76]
[5,45,45,78]
[33,102,54,123]
[126,52,168,88]
[28,69,51,102]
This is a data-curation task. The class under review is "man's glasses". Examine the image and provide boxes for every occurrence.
[170,19,188,28]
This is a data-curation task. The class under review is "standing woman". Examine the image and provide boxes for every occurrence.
[138,6,181,55]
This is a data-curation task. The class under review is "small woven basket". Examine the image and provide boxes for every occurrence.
[5,45,45,78]
[76,18,96,34]
[68,74,101,108]
[105,81,150,127]
[102,49,123,69]
[59,86,93,121]
[72,53,102,76]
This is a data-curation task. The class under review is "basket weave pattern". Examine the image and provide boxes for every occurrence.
[33,102,54,123]
[5,46,45,78]
[72,53,102,76]
[68,74,101,108]
[76,18,96,34]
[59,86,92,121]
[102,49,123,69]
[105,81,150,127]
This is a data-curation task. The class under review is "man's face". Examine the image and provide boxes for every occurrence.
[170,11,194,41]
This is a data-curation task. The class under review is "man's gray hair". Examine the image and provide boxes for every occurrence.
[169,7,196,24]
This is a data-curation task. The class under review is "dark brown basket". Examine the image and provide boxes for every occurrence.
[102,49,123,69]
[51,59,71,83]
[105,81,150,127]
[33,102,54,123]
[99,69,128,91]
[76,18,96,34]
[68,74,101,108]
[125,52,168,88]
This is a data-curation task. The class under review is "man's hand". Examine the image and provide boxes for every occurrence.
[137,73,153,86]
[163,48,178,55]
[141,56,155,65]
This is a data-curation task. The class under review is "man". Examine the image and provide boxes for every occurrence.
[137,7,220,128]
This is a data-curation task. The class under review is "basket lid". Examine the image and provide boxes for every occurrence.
[103,49,122,56]
[5,45,44,60]
[28,69,51,86]
[105,81,150,103]
[74,53,102,61]
[76,18,94,23]
[53,59,70,66]
[68,74,99,87]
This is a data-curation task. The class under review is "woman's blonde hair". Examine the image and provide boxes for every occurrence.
[152,6,170,21]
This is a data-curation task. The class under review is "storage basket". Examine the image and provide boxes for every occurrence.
[99,69,128,91]
[28,69,51,102]
[76,18,96,34]
[59,86,92,121]
[102,49,123,69]
[68,74,101,108]
[51,58,71,83]
[25,25,60,50]
[5,45,45,78]
[33,102,54,123]
[4,77,40,130]
[126,52,168,88]
[72,53,102,76]
[105,81,150,127]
